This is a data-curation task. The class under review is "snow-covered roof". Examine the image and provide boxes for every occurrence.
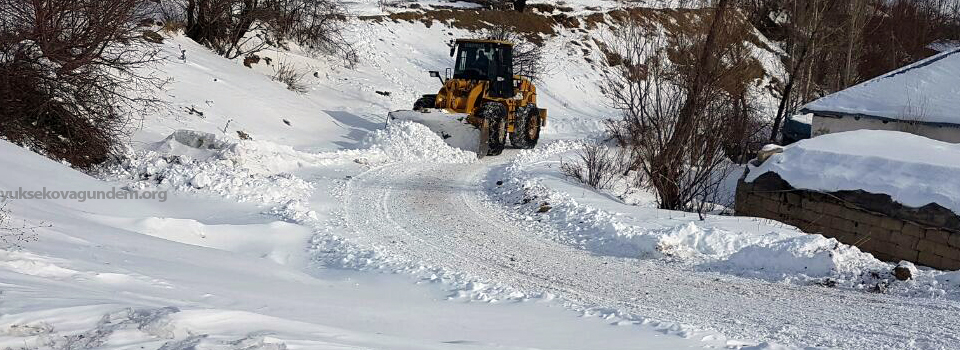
[802,47,960,125]
[746,130,960,214]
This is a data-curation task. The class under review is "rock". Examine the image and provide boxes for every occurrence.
[537,203,552,213]
[756,144,785,163]
[141,30,164,44]
[243,54,261,68]
[893,263,913,281]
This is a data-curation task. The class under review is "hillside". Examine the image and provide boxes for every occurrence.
[2,1,960,350]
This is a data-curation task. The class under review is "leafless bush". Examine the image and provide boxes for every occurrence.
[602,0,761,215]
[0,203,43,251]
[560,142,626,190]
[898,94,930,134]
[271,60,309,93]
[183,0,357,65]
[0,0,165,168]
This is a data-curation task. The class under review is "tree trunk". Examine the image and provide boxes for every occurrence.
[769,0,838,142]
[650,0,729,210]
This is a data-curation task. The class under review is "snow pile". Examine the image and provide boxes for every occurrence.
[724,235,885,279]
[102,130,316,211]
[360,121,477,164]
[747,129,960,214]
[655,222,780,260]
[489,140,960,298]
[387,110,482,154]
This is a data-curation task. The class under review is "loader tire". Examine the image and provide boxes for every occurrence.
[413,95,437,111]
[479,102,507,156]
[510,104,541,149]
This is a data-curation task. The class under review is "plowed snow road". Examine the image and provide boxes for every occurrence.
[343,154,960,349]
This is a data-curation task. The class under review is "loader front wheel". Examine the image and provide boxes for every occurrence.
[479,102,507,156]
[510,105,541,149]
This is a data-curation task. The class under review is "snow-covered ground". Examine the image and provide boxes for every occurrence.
[2,3,960,350]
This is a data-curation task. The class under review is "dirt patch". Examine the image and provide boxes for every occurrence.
[552,14,581,29]
[583,12,606,29]
[370,9,556,45]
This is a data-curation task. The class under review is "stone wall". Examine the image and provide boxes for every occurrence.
[736,171,960,270]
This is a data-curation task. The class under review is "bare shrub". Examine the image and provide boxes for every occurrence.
[0,0,165,168]
[183,0,357,65]
[898,94,930,134]
[560,142,625,190]
[0,203,43,251]
[271,59,309,93]
[602,0,762,215]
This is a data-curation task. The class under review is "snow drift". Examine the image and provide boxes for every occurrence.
[488,140,960,299]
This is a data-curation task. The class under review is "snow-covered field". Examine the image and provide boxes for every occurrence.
[2,2,960,350]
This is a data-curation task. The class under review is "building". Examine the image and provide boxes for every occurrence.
[801,47,960,142]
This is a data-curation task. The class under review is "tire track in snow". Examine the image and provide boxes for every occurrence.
[341,154,960,349]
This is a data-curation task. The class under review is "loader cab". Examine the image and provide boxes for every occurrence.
[451,40,514,98]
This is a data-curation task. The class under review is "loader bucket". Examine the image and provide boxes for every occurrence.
[387,110,489,158]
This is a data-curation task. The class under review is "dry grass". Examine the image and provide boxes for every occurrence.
[161,21,186,34]
[271,60,309,93]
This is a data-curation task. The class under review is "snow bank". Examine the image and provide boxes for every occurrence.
[746,130,960,214]
[488,140,960,299]
[724,235,885,278]
[360,120,477,164]
[489,141,792,261]
[102,130,319,220]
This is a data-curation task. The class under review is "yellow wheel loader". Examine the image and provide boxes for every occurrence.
[390,39,547,157]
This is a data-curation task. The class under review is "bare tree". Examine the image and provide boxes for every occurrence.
[751,0,959,143]
[841,0,871,88]
[0,203,43,251]
[0,0,165,168]
[768,0,841,142]
[560,142,625,190]
[183,0,356,64]
[602,1,762,215]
